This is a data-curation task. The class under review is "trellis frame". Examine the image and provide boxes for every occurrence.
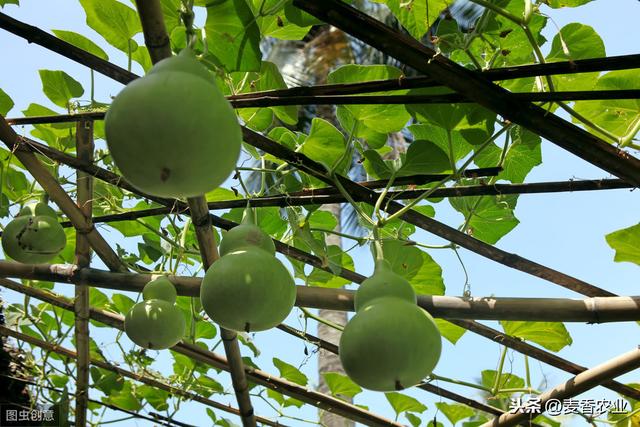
[0,0,639,426]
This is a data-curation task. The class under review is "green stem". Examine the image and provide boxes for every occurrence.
[309,227,367,244]
[620,114,640,147]
[300,307,344,332]
[492,346,508,395]
[429,373,493,393]
[331,172,376,227]
[524,355,531,389]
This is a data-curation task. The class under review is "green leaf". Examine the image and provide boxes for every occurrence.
[306,245,355,288]
[308,210,338,232]
[370,0,447,40]
[474,127,541,183]
[434,319,466,345]
[500,321,573,352]
[300,118,347,173]
[283,1,322,26]
[195,321,218,340]
[546,23,605,91]
[381,239,445,296]
[273,357,308,386]
[79,0,141,52]
[232,62,297,126]
[111,294,135,315]
[406,412,422,427]
[103,381,142,411]
[385,392,428,415]
[205,0,262,72]
[606,223,640,266]
[0,0,18,7]
[450,194,519,244]
[399,140,451,176]
[547,0,594,8]
[436,402,475,425]
[328,64,411,135]
[51,30,109,60]
[137,385,170,411]
[38,70,84,109]
[481,370,524,397]
[322,372,363,399]
[0,88,14,116]
[573,70,640,139]
[408,124,474,164]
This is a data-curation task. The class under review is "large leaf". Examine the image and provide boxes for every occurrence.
[79,0,141,52]
[408,124,474,164]
[322,372,363,399]
[546,23,605,91]
[328,64,411,135]
[370,0,448,40]
[38,70,84,109]
[500,321,573,352]
[436,402,475,425]
[306,245,355,288]
[385,392,428,415]
[434,319,466,345]
[474,126,542,183]
[450,194,520,244]
[381,239,445,295]
[273,357,308,386]
[573,70,640,140]
[0,88,13,115]
[300,118,347,173]
[605,223,640,266]
[232,61,297,126]
[205,0,262,72]
[399,140,452,176]
[52,30,109,60]
[481,370,524,397]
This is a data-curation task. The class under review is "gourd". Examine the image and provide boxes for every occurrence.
[105,48,241,198]
[200,209,295,332]
[124,277,185,349]
[339,257,442,391]
[1,202,66,264]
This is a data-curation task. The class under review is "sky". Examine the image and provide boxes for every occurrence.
[0,0,639,426]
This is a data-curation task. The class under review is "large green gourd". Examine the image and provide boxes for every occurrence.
[124,299,186,350]
[200,247,296,332]
[339,297,442,391]
[105,48,241,198]
[2,214,66,264]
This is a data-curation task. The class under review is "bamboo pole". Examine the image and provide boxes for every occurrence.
[293,0,640,187]
[0,278,403,427]
[0,324,284,427]
[480,347,640,427]
[0,115,126,272]
[0,262,639,322]
[73,118,93,426]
